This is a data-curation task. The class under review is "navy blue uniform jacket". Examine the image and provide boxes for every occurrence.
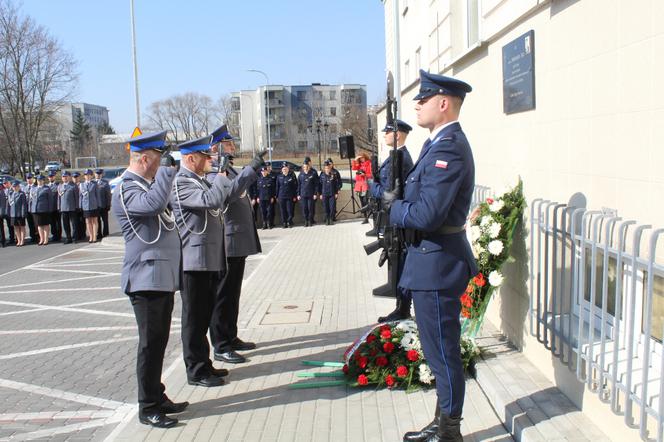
[389,122,478,293]
[257,175,276,200]
[276,173,297,199]
[297,169,319,197]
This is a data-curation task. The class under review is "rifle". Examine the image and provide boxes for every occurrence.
[363,71,405,298]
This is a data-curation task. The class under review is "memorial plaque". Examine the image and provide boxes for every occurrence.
[502,30,535,114]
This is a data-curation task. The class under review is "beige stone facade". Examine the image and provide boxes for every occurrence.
[379,1,664,440]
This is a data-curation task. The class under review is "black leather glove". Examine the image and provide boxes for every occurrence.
[381,179,402,210]
[249,149,269,172]
[218,153,231,173]
[160,153,176,168]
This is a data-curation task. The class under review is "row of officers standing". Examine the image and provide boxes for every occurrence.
[112,126,270,428]
[0,168,112,247]
[253,157,342,228]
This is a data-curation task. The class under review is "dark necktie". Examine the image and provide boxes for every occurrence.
[416,138,433,163]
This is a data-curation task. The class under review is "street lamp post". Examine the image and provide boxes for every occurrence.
[247,69,272,163]
[129,0,141,127]
[307,117,327,171]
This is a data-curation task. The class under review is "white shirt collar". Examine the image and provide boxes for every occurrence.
[429,120,458,142]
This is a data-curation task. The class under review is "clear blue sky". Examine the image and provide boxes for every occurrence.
[19,0,386,134]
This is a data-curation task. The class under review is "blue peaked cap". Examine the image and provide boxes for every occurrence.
[382,119,413,133]
[127,130,168,152]
[178,135,214,155]
[209,125,233,144]
[414,69,472,100]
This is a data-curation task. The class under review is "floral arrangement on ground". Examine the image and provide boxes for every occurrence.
[343,320,480,391]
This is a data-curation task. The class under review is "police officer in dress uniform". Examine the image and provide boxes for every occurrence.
[297,159,319,227]
[72,172,86,241]
[23,173,37,243]
[170,135,234,387]
[373,119,416,323]
[32,175,53,245]
[79,169,99,243]
[384,70,478,442]
[95,168,112,240]
[47,171,61,242]
[58,171,79,244]
[207,126,266,364]
[276,163,297,227]
[318,160,342,225]
[0,179,7,247]
[256,166,276,229]
[9,180,27,246]
[111,130,187,429]
[1,180,14,245]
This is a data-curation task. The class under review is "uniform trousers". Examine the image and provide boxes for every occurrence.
[300,197,315,223]
[76,210,86,240]
[50,211,61,240]
[2,215,14,242]
[210,256,246,353]
[97,207,110,238]
[61,211,78,241]
[322,195,336,219]
[410,289,464,417]
[181,271,218,380]
[278,198,294,225]
[259,200,273,226]
[26,211,37,240]
[128,291,173,414]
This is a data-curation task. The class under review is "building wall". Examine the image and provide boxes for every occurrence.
[380,0,664,439]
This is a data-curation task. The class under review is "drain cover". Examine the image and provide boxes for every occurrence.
[261,301,314,325]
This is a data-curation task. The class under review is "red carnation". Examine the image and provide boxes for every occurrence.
[376,356,388,367]
[487,197,494,204]
[357,374,368,386]
[462,308,471,319]
[406,350,420,362]
[460,294,473,308]
[369,348,378,357]
[380,324,391,332]
[358,356,368,369]
[383,342,395,354]
[366,334,377,344]
[473,273,486,287]
[342,364,349,374]
[380,329,392,340]
[396,365,408,377]
[465,284,473,294]
[385,375,396,387]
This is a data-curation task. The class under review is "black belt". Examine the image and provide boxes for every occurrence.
[404,225,465,244]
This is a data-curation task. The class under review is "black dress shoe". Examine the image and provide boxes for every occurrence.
[231,338,256,351]
[63,239,72,244]
[159,399,189,414]
[187,374,225,387]
[139,411,178,428]
[210,366,229,377]
[214,350,246,364]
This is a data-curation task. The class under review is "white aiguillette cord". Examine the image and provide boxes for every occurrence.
[173,175,220,235]
[119,174,176,245]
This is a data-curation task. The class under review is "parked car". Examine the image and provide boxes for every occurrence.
[265,160,301,175]
[0,174,24,185]
[45,161,63,172]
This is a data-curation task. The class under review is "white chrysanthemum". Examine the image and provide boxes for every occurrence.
[488,270,504,287]
[396,320,417,332]
[472,242,481,259]
[400,332,415,350]
[489,199,505,212]
[480,216,492,227]
[418,363,434,384]
[488,223,501,239]
[488,240,504,255]
[470,225,482,242]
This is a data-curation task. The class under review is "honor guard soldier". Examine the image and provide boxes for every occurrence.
[23,173,38,243]
[79,169,99,243]
[72,172,86,241]
[171,135,233,387]
[9,181,27,246]
[319,160,342,225]
[207,126,266,364]
[58,171,79,244]
[0,179,7,247]
[32,175,53,245]
[1,180,15,245]
[276,163,297,227]
[47,171,61,242]
[256,166,276,229]
[375,119,416,323]
[111,130,187,429]
[297,158,319,227]
[95,168,112,240]
[385,70,478,442]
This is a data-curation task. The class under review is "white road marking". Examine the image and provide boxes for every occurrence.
[0,274,116,290]
[0,336,139,360]
[35,262,123,268]
[0,410,117,420]
[0,300,136,319]
[0,287,121,294]
[0,378,127,409]
[25,267,120,276]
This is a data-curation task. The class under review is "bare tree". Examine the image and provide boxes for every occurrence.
[0,0,77,176]
[340,104,371,153]
[145,92,216,143]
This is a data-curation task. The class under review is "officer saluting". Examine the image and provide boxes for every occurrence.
[385,70,478,442]
[170,135,233,387]
[111,130,186,429]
